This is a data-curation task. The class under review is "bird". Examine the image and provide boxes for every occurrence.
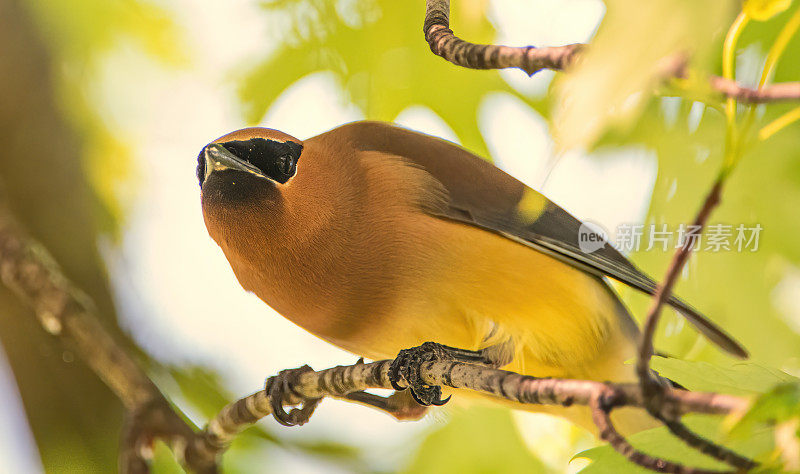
[197,121,746,433]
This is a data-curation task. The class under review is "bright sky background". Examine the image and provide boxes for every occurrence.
[0,1,669,472]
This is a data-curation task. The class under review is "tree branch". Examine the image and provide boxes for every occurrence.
[423,0,583,75]
[0,198,219,473]
[201,359,749,455]
[423,0,800,104]
[343,389,428,421]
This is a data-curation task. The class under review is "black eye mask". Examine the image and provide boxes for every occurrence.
[196,138,303,186]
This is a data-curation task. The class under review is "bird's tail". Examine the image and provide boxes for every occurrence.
[666,294,748,359]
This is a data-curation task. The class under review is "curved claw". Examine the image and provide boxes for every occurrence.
[407,385,451,407]
[266,365,322,427]
[431,394,452,406]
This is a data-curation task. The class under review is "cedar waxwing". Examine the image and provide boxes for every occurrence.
[197,121,746,432]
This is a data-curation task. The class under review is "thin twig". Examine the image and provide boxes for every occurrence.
[637,179,724,391]
[709,77,800,103]
[660,417,757,470]
[423,0,800,104]
[590,390,734,474]
[633,179,758,471]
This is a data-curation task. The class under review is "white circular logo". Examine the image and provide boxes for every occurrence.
[578,221,609,254]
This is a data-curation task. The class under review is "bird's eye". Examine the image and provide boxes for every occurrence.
[214,138,301,184]
[277,154,295,176]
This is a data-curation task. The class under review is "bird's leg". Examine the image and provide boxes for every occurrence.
[343,389,428,421]
[388,341,501,406]
[265,365,322,427]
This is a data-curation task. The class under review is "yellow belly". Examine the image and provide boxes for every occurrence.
[342,217,649,433]
[348,216,639,383]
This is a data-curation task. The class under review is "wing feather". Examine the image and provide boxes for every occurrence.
[332,121,747,358]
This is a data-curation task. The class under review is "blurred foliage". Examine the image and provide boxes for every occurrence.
[619,1,800,368]
[583,3,800,469]
[403,407,547,473]
[150,441,186,474]
[239,0,547,158]
[552,0,731,149]
[613,97,800,367]
[0,0,181,470]
[728,382,800,439]
[21,0,184,237]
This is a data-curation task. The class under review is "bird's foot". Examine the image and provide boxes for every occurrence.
[388,342,493,406]
[265,365,322,426]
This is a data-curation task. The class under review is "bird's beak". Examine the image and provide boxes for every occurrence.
[203,143,269,183]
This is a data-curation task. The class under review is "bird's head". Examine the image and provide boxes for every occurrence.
[198,127,305,242]
[198,127,303,201]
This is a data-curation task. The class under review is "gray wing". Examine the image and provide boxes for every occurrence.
[338,121,747,358]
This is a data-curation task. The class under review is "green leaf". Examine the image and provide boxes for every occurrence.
[650,356,799,395]
[744,0,793,21]
[728,382,800,438]
[648,359,800,471]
